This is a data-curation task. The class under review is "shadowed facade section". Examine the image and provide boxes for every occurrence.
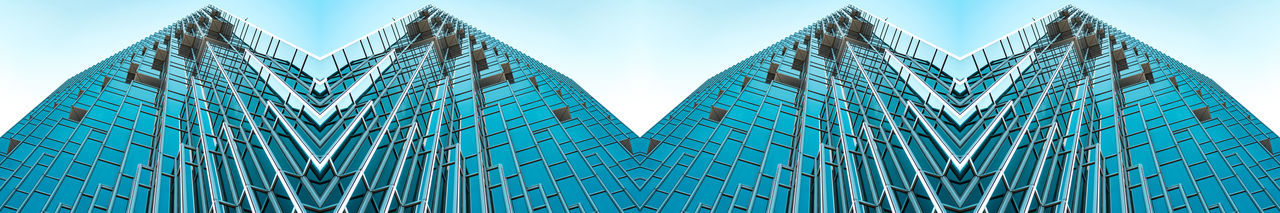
[0,4,1277,213]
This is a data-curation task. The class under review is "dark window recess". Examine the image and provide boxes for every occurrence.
[178,34,201,59]
[134,74,164,89]
[818,34,844,59]
[127,63,139,83]
[774,74,804,89]
[1193,107,1213,122]
[707,107,727,122]
[791,49,809,71]
[1195,90,1203,97]
[766,63,779,83]
[1169,77,1179,88]
[717,90,724,98]
[7,139,18,153]
[846,18,874,42]
[476,73,507,89]
[529,77,539,89]
[1116,72,1148,89]
[152,49,169,71]
[406,17,434,40]
[212,19,235,36]
[101,77,112,90]
[207,19,234,40]
[1079,34,1102,59]
[553,107,573,122]
[1046,19,1073,40]
[185,23,198,34]
[555,90,562,98]
[471,49,489,71]
[1111,49,1129,71]
[765,63,803,89]
[68,107,87,122]
[438,34,462,59]
[1262,139,1273,153]
[1140,63,1154,83]
[647,139,661,153]
[740,76,751,91]
[501,63,514,83]
[619,139,633,154]
[77,90,84,98]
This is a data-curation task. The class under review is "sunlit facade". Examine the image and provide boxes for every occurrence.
[635,5,1280,213]
[0,5,638,212]
[0,4,1276,213]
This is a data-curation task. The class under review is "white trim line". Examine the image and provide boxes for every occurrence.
[209,5,423,61]
[856,4,1071,60]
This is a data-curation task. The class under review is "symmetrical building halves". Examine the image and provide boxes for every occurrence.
[1,4,1277,213]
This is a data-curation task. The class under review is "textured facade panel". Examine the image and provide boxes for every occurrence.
[0,5,638,212]
[0,4,1277,213]
[635,5,1279,213]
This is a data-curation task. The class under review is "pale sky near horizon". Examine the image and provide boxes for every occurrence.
[1,0,1276,135]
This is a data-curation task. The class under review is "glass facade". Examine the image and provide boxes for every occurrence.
[636,5,1279,213]
[0,4,1276,213]
[0,6,637,212]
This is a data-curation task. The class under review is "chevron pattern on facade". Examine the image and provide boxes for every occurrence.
[1,4,1277,213]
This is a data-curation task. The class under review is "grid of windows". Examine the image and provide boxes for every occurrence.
[636,5,1279,213]
[0,5,637,212]
[0,4,1276,213]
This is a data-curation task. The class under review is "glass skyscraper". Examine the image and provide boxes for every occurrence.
[1,4,1276,213]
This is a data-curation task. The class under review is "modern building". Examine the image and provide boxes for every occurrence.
[637,5,1280,213]
[1,4,1276,213]
[0,5,638,212]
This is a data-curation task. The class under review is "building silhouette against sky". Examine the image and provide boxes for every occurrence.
[0,4,1276,213]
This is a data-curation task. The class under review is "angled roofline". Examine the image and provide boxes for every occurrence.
[854,4,1073,60]
[205,3,1074,62]
[205,4,425,61]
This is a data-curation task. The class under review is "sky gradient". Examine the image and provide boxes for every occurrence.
[1,0,1276,134]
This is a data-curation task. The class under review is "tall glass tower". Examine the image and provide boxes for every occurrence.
[1,4,1276,213]
[0,5,637,212]
[636,5,1279,213]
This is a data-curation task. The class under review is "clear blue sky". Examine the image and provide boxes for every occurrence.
[1,0,1276,134]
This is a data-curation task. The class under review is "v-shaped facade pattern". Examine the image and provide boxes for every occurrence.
[0,4,1277,213]
[0,5,637,212]
[635,5,1279,213]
